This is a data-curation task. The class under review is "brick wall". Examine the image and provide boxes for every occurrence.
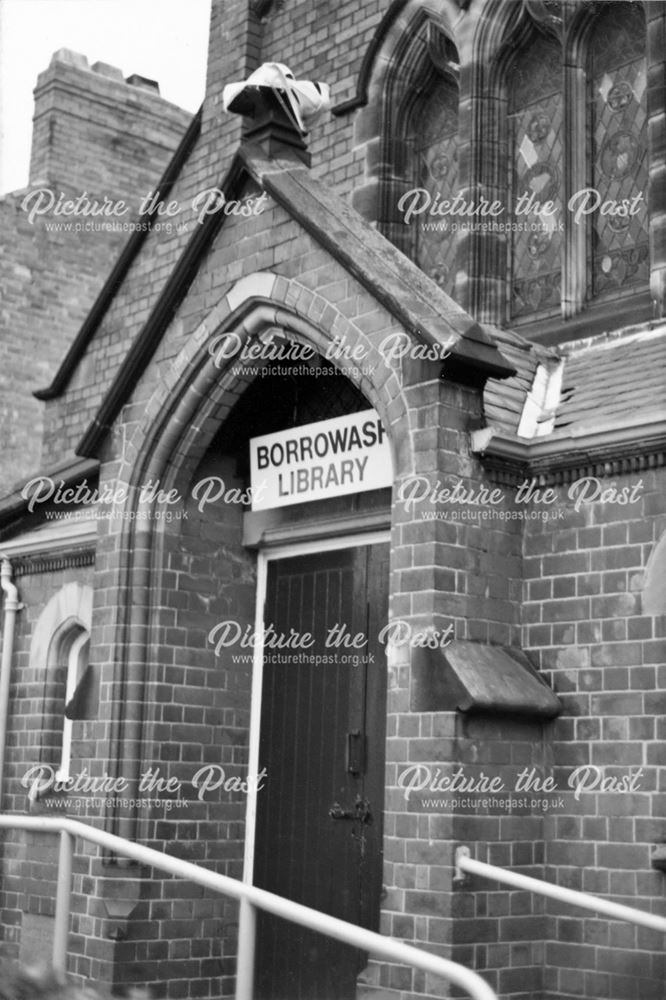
[376,712,549,1000]
[116,452,254,997]
[0,50,190,489]
[0,560,94,967]
[28,50,190,199]
[374,411,549,1000]
[523,467,666,1000]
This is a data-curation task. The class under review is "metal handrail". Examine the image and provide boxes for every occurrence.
[0,815,497,1000]
[455,846,666,933]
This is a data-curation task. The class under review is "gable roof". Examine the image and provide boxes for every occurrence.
[239,142,514,377]
[59,138,516,459]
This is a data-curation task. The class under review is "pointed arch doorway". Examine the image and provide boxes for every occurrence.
[224,354,392,1000]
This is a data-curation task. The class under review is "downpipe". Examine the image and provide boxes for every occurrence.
[0,558,22,806]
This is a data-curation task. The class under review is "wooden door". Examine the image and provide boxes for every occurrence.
[253,544,389,1000]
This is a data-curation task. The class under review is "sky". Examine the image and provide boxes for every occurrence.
[0,0,212,194]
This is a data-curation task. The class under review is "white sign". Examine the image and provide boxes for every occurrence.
[250,409,393,511]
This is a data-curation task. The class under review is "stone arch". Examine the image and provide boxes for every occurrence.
[479,0,561,88]
[473,0,561,73]
[30,582,93,671]
[333,0,461,117]
[564,0,641,64]
[102,271,417,838]
[348,1,462,240]
[117,271,413,498]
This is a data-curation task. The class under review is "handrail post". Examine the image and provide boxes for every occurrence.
[53,829,73,973]
[455,845,471,882]
[235,897,256,1000]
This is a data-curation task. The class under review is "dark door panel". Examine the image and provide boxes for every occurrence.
[254,544,389,1000]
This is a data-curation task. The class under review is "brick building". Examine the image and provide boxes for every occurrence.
[0,2,665,1000]
[0,48,191,488]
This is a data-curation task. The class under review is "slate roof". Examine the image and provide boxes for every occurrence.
[482,323,666,443]
[554,327,666,434]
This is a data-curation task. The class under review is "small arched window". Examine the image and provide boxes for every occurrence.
[42,620,92,781]
[54,626,91,780]
[29,583,95,790]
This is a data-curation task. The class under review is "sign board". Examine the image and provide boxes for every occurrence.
[249,409,392,511]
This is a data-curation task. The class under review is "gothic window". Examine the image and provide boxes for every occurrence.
[415,79,458,295]
[374,0,649,327]
[413,74,460,298]
[502,1,648,329]
[586,3,648,299]
[55,627,90,780]
[40,621,91,782]
[29,582,95,792]
[508,31,563,319]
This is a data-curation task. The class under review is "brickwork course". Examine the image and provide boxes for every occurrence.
[0,3,665,1000]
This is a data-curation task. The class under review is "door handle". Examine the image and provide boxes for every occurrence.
[328,795,372,824]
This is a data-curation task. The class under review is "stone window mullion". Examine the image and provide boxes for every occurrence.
[562,44,587,318]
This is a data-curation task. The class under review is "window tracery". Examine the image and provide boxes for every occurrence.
[587,3,648,298]
[508,30,563,318]
[413,75,460,297]
[367,0,650,330]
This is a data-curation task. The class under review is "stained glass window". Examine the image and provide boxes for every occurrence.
[413,76,459,299]
[508,31,563,319]
[587,3,648,299]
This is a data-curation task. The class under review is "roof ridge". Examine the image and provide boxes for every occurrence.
[562,320,666,358]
